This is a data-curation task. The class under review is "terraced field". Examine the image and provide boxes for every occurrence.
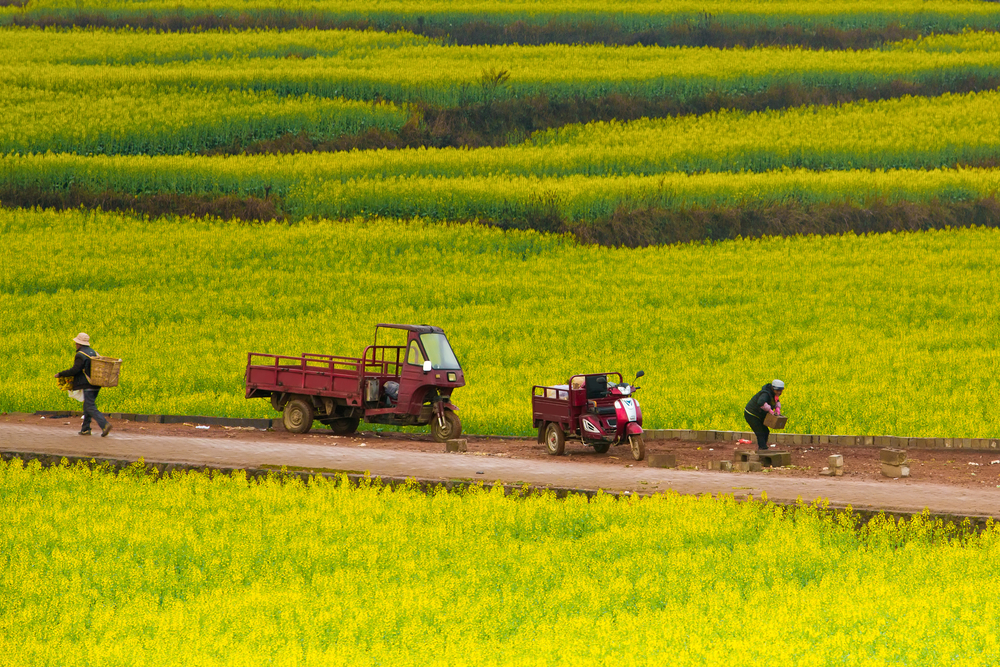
[3,3,1000,665]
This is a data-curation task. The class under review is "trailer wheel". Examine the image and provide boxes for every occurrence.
[544,422,565,456]
[431,410,461,442]
[283,398,314,434]
[629,435,645,461]
[327,417,360,435]
[592,442,610,454]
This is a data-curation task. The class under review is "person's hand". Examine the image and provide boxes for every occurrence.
[53,373,59,378]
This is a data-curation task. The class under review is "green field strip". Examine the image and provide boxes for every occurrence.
[0,85,408,155]
[5,29,1000,108]
[6,0,1000,33]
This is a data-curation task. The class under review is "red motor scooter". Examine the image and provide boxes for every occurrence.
[531,371,646,461]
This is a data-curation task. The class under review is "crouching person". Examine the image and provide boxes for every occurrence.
[744,379,784,451]
[55,332,112,437]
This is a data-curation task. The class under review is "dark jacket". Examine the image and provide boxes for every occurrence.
[744,383,777,420]
[57,346,99,390]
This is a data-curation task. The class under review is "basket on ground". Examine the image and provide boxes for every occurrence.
[89,356,122,387]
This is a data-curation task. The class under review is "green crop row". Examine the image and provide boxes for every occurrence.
[5,90,999,217]
[3,208,1000,438]
[5,152,999,221]
[5,29,1000,108]
[5,460,998,666]
[0,84,407,156]
[6,0,1000,32]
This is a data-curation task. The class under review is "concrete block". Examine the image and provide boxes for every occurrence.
[881,463,910,479]
[748,461,763,472]
[944,438,953,449]
[647,453,677,469]
[760,451,791,467]
[696,430,712,442]
[829,454,844,469]
[734,449,755,463]
[709,460,720,470]
[733,461,750,472]
[973,439,987,450]
[991,440,999,450]
[819,434,831,444]
[680,430,696,441]
[880,448,907,465]
[840,435,856,447]
[719,460,732,472]
[862,435,874,447]
[445,439,467,453]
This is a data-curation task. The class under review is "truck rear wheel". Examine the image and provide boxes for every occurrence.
[283,397,314,434]
[327,417,360,435]
[431,409,461,442]
[544,422,565,456]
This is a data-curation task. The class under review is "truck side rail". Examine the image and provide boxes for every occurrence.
[247,352,361,374]
[245,352,362,397]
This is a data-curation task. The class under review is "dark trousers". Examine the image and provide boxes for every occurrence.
[82,389,108,432]
[744,411,769,451]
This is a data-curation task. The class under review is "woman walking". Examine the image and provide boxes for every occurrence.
[744,379,784,451]
[55,332,112,437]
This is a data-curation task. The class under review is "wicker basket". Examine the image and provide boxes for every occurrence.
[89,356,122,388]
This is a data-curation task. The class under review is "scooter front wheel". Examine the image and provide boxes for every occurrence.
[629,435,645,461]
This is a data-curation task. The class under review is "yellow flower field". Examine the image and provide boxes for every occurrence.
[3,208,999,438]
[1,458,998,666]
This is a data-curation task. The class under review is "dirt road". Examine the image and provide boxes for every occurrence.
[3,415,1000,518]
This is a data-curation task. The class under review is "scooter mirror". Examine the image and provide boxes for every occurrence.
[422,360,432,373]
[635,370,645,379]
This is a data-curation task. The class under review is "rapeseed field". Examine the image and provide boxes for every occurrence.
[2,458,998,666]
[3,208,999,439]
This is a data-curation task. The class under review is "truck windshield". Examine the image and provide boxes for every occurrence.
[419,333,461,370]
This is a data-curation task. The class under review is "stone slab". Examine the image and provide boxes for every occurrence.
[647,453,677,469]
[880,448,907,465]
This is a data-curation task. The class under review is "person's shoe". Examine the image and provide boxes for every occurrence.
[101,423,113,437]
[78,429,91,436]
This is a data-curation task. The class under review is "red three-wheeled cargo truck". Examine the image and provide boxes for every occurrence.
[244,324,464,441]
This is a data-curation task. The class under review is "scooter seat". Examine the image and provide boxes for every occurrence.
[589,405,616,416]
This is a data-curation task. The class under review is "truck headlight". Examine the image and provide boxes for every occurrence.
[447,372,457,382]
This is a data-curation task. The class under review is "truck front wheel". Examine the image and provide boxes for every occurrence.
[283,397,314,434]
[431,409,461,442]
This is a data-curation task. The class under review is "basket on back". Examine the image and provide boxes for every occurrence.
[88,356,123,388]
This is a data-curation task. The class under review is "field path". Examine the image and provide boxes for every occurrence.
[3,422,999,519]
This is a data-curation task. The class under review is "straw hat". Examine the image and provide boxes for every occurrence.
[72,332,90,346]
